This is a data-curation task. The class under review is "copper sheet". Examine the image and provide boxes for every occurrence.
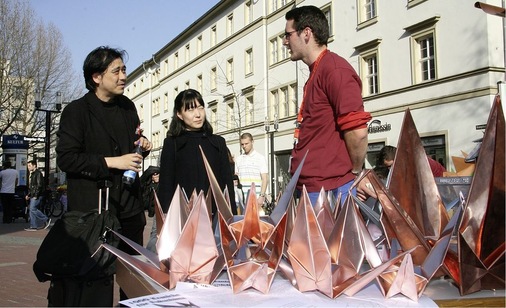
[389,108,449,239]
[287,187,332,297]
[314,188,335,242]
[287,185,426,299]
[100,243,170,289]
[168,191,222,289]
[219,184,288,293]
[458,96,505,295]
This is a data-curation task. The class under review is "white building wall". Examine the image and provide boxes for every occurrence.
[126,0,505,193]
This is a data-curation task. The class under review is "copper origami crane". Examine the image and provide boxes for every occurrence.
[371,205,462,302]
[218,185,288,293]
[98,187,224,296]
[207,150,308,294]
[457,95,505,295]
[388,108,450,240]
[313,188,337,242]
[371,109,459,282]
[285,185,422,299]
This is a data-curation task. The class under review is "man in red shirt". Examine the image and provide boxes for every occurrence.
[284,6,372,206]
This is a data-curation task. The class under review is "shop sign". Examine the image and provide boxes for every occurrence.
[368,119,391,134]
[1,134,29,150]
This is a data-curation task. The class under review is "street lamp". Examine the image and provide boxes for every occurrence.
[264,114,279,197]
[35,89,62,188]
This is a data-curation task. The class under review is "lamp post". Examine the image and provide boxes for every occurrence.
[264,114,279,197]
[35,89,62,188]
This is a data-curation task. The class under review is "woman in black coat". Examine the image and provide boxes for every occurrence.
[158,89,237,216]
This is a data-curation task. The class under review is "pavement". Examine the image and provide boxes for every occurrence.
[0,212,153,307]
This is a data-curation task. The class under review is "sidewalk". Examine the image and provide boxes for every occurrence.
[0,212,153,307]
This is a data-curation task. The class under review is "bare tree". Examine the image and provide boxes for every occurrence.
[0,0,82,158]
[210,60,266,154]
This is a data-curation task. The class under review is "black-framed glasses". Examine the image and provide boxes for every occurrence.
[284,30,298,39]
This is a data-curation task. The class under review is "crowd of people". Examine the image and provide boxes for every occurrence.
[0,4,451,306]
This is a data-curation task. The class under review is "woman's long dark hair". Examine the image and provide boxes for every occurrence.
[167,89,214,137]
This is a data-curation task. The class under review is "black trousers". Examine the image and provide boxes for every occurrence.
[1,193,15,223]
[118,211,146,302]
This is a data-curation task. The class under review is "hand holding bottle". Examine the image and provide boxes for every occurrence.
[122,141,143,185]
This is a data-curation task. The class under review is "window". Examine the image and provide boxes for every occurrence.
[152,131,160,149]
[139,104,144,122]
[280,34,289,60]
[209,101,218,130]
[185,44,190,63]
[355,38,381,96]
[280,87,289,118]
[245,48,253,76]
[164,59,169,76]
[197,35,202,55]
[245,94,254,125]
[226,58,234,84]
[211,66,217,91]
[152,97,160,116]
[269,84,297,119]
[270,90,279,121]
[163,121,169,138]
[365,0,376,20]
[405,16,439,83]
[364,54,379,95]
[358,0,377,23]
[270,0,278,12]
[227,13,234,37]
[197,74,203,93]
[270,35,288,65]
[270,0,288,13]
[174,52,179,70]
[164,92,169,112]
[245,1,253,24]
[270,38,278,65]
[290,84,297,115]
[322,5,333,37]
[416,35,435,81]
[226,100,234,129]
[173,87,179,102]
[211,25,217,47]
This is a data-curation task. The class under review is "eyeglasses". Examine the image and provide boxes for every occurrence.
[284,30,298,39]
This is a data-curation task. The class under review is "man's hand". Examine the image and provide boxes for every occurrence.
[137,137,152,152]
[356,178,377,201]
[257,195,265,207]
[105,153,143,172]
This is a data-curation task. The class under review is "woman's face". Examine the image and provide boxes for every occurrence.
[177,99,206,130]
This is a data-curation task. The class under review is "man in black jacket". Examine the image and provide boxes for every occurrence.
[55,46,152,305]
[24,160,50,230]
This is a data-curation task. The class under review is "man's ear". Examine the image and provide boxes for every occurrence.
[92,72,102,85]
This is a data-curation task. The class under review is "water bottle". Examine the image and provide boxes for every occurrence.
[122,143,142,185]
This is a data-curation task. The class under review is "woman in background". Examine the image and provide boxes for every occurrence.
[158,89,237,216]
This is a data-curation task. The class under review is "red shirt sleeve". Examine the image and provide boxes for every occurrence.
[337,111,372,131]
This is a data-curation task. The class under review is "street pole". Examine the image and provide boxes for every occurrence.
[264,115,279,198]
[35,90,62,189]
[270,130,275,197]
[44,111,51,188]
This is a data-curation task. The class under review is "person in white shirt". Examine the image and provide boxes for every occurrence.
[0,161,19,223]
[235,133,268,206]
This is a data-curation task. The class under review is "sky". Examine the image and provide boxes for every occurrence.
[27,0,220,76]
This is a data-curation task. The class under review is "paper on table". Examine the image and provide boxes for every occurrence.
[120,276,438,307]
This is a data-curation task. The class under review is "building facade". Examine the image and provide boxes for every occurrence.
[125,0,504,196]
